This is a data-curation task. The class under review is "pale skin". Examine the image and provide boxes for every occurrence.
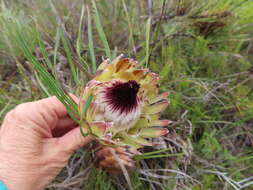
[0,96,91,190]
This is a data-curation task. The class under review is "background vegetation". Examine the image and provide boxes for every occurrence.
[0,0,253,189]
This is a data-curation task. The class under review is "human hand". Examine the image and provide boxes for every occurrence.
[0,96,91,190]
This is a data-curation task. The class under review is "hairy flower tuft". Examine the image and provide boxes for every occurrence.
[105,80,140,114]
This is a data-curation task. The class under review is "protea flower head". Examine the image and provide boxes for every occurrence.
[78,55,170,173]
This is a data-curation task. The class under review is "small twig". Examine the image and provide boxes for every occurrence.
[110,149,134,190]
[147,0,153,18]
[146,0,167,66]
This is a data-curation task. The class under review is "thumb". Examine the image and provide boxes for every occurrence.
[55,127,92,154]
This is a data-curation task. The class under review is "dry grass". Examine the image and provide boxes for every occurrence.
[0,0,253,189]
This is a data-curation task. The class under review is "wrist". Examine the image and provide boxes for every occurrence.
[0,154,37,190]
[0,181,8,190]
[0,172,33,190]
[0,172,38,190]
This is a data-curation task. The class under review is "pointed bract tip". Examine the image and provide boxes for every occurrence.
[161,92,170,97]
[160,128,169,136]
[161,120,172,126]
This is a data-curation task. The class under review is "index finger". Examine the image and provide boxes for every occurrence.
[37,94,79,118]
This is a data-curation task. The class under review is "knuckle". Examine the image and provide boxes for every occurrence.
[55,138,74,157]
[9,102,34,121]
[15,102,34,112]
[58,149,73,161]
[4,109,15,121]
[54,152,70,165]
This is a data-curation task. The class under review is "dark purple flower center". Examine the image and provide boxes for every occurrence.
[105,80,140,114]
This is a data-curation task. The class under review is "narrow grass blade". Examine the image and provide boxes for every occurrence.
[36,31,54,73]
[91,0,111,59]
[137,148,173,157]
[134,152,184,160]
[79,95,95,137]
[76,5,90,73]
[122,0,136,54]
[60,30,79,85]
[145,17,151,67]
[87,6,97,73]
[14,22,79,121]
[53,27,61,72]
